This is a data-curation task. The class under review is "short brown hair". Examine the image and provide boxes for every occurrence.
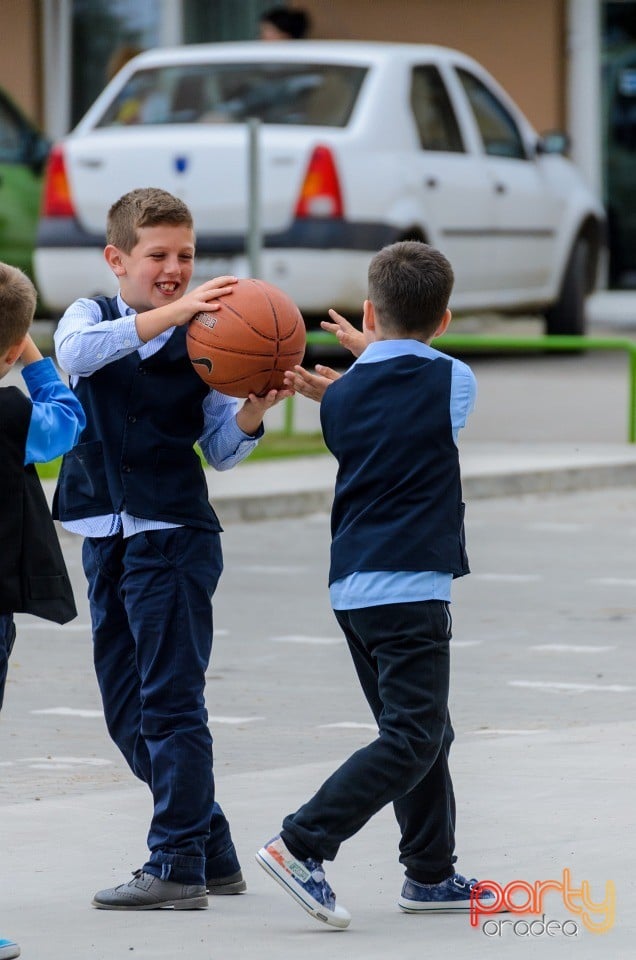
[106,187,194,253]
[368,241,454,339]
[0,262,37,353]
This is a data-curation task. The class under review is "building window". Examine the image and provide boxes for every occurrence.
[71,0,272,130]
[183,0,272,43]
[72,0,161,127]
[602,0,636,286]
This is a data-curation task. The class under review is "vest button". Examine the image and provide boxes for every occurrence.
[128,415,137,423]
[122,465,131,473]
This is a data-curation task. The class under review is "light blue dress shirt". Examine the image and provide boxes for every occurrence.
[329,339,476,610]
[54,293,259,538]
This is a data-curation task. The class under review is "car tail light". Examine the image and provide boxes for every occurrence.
[41,145,75,217]
[295,145,344,218]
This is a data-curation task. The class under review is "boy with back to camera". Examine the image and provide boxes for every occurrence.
[0,263,85,960]
[53,187,291,910]
[256,241,497,928]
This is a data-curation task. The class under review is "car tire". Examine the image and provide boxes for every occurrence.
[543,236,588,337]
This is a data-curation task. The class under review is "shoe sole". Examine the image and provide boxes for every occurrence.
[398,897,501,914]
[399,898,472,913]
[207,878,247,895]
[255,848,350,929]
[92,895,208,910]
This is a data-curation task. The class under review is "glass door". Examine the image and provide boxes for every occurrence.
[602,0,636,286]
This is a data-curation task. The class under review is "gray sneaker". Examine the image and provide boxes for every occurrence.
[92,870,208,910]
[206,869,247,895]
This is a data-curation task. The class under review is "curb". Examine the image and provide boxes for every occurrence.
[44,452,636,530]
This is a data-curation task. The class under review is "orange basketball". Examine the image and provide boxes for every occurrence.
[186,278,306,397]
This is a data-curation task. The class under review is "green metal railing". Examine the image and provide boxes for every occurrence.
[282,332,636,442]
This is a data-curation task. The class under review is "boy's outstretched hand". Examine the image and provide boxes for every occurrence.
[283,364,341,402]
[236,388,294,436]
[322,309,366,358]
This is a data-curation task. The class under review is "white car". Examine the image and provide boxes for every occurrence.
[35,41,606,334]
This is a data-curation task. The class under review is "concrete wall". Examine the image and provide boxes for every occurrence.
[303,0,566,132]
[0,0,41,122]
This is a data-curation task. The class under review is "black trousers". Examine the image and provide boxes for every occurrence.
[281,600,457,882]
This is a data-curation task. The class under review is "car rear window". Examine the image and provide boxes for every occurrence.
[96,62,367,128]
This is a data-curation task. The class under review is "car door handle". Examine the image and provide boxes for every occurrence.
[424,176,438,189]
[77,158,104,169]
[494,182,507,194]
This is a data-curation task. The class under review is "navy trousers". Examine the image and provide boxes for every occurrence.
[0,613,17,712]
[281,600,457,883]
[82,527,240,885]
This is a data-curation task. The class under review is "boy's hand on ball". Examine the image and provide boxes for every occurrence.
[179,276,238,324]
[283,364,341,402]
[322,309,366,358]
[236,388,295,436]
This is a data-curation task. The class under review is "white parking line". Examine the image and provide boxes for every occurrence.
[319,722,378,731]
[468,729,547,736]
[510,680,634,693]
[32,707,103,717]
[18,623,91,632]
[3,757,112,769]
[271,635,343,645]
[530,644,615,653]
[208,716,264,724]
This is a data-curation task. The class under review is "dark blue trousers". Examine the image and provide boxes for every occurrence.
[82,527,240,885]
[0,613,17,712]
[281,600,457,883]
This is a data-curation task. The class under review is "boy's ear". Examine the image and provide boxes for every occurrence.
[2,335,28,368]
[104,244,126,276]
[433,308,452,339]
[363,299,376,333]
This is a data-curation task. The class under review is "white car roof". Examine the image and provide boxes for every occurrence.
[124,40,480,70]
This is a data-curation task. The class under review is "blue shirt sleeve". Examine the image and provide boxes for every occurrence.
[22,357,86,464]
[449,357,477,443]
[198,389,263,470]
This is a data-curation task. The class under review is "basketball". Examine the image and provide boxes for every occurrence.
[186,278,306,397]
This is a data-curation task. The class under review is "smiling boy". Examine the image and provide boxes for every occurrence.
[53,187,291,910]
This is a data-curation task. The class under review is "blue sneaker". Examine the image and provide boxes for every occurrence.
[0,938,20,960]
[256,835,351,929]
[399,873,496,913]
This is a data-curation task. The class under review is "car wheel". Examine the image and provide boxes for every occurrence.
[543,236,588,337]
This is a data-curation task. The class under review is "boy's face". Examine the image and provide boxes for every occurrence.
[105,224,195,313]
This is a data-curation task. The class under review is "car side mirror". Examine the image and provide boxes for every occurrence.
[536,130,570,156]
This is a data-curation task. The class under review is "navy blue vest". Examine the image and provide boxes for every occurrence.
[320,353,469,585]
[0,386,76,623]
[54,296,221,531]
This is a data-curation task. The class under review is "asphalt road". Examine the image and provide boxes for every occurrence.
[2,488,634,957]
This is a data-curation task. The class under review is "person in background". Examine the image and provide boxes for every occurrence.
[259,6,311,40]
